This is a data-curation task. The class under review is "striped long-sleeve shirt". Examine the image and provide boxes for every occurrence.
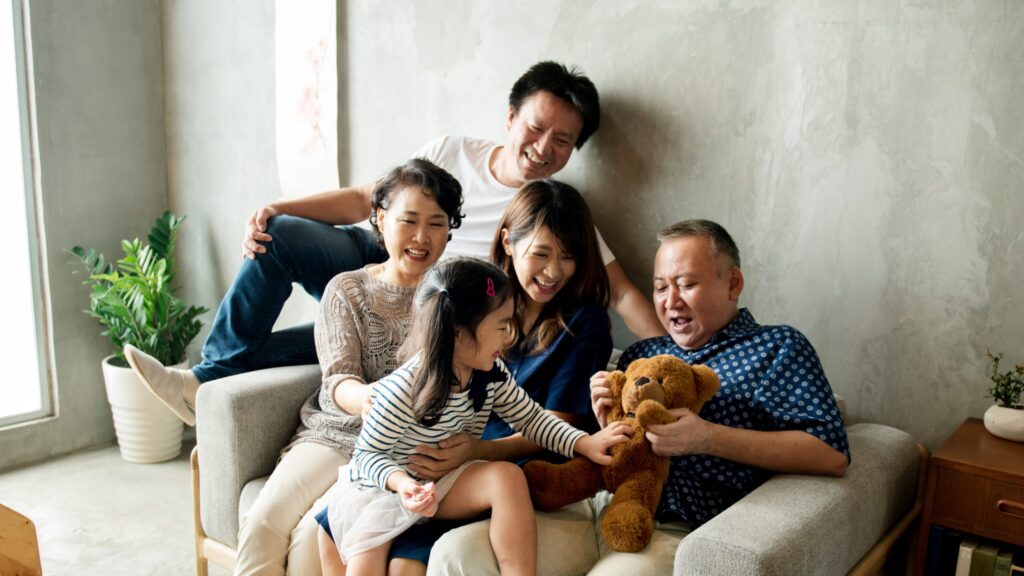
[351,355,587,490]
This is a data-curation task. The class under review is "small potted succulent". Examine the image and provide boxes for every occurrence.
[71,211,208,462]
[983,351,1024,442]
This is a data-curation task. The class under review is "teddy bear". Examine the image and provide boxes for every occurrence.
[523,354,720,552]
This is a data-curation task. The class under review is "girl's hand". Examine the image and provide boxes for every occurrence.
[589,371,614,428]
[574,422,633,465]
[407,433,480,480]
[397,479,438,517]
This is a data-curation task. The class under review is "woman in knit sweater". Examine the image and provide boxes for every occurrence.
[231,159,464,576]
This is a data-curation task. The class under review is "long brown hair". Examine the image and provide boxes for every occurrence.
[490,180,609,354]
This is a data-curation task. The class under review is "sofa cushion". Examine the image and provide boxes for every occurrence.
[675,423,919,575]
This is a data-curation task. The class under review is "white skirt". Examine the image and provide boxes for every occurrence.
[325,460,481,562]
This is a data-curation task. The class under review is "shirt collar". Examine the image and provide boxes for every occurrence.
[703,308,758,347]
[468,362,507,411]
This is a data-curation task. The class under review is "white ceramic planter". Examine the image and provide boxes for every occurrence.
[101,355,185,463]
[983,404,1024,443]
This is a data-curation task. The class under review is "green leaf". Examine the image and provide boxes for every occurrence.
[68,211,208,365]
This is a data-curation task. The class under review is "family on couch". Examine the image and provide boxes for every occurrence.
[125,61,850,576]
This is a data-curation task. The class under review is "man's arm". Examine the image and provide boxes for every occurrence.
[242,183,375,259]
[646,408,849,477]
[605,261,666,340]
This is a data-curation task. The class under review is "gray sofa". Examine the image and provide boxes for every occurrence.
[191,365,924,576]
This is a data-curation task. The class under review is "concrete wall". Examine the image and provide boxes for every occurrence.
[161,0,285,343]
[336,0,1024,450]
[0,0,167,469]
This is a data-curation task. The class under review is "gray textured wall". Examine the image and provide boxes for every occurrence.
[152,0,1024,454]
[334,0,1024,450]
[0,0,167,469]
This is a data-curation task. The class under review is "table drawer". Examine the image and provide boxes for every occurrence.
[933,467,1024,546]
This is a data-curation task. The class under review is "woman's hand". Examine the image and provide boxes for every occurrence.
[589,371,614,428]
[242,205,280,259]
[406,433,481,480]
[573,421,633,465]
[396,478,438,517]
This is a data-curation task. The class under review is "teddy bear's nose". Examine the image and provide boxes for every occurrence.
[635,376,650,387]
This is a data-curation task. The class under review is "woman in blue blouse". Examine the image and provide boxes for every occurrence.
[381,180,614,574]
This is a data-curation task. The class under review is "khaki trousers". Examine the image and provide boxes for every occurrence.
[427,491,689,576]
[233,442,349,576]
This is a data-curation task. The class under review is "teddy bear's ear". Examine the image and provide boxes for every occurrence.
[690,364,721,412]
[606,370,627,422]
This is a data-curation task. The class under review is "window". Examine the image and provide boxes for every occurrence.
[0,0,50,426]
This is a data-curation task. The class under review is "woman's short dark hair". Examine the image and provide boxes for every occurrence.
[490,180,609,353]
[401,258,513,427]
[369,158,464,243]
[508,61,600,150]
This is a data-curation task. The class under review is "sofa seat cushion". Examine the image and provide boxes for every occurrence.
[238,477,270,529]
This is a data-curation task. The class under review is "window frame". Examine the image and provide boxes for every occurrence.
[0,0,54,429]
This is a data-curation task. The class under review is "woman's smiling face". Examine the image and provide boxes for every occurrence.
[378,186,450,285]
[503,224,577,308]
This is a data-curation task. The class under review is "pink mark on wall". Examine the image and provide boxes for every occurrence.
[297,36,329,156]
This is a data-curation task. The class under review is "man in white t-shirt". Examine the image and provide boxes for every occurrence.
[126,61,664,426]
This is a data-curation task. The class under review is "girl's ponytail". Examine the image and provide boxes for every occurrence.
[401,258,512,426]
[409,288,458,426]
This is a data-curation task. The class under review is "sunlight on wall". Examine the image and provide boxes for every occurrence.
[275,0,338,198]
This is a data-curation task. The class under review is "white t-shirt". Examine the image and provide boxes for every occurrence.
[414,135,614,264]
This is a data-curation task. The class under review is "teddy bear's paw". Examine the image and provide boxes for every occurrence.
[635,399,674,428]
[601,501,654,553]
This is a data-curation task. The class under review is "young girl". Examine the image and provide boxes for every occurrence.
[317,258,631,576]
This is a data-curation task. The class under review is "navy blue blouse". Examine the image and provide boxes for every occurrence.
[483,303,612,440]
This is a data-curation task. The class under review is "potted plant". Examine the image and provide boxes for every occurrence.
[71,211,208,463]
[983,351,1024,442]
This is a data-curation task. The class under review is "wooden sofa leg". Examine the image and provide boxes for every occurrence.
[192,446,209,576]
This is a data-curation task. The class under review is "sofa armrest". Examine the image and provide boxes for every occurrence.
[195,365,321,547]
[675,423,920,576]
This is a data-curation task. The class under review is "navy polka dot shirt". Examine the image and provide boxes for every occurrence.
[617,308,851,528]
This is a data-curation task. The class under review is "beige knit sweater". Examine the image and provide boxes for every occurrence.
[290,267,415,455]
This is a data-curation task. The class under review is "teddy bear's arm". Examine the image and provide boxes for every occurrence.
[635,399,676,428]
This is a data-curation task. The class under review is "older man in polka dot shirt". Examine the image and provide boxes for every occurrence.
[428,219,851,576]
[586,219,850,574]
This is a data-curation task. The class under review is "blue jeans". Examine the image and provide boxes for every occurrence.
[192,216,387,383]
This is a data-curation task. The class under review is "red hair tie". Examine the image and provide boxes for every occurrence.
[486,278,496,297]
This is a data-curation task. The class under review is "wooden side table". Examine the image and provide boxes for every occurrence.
[914,417,1024,575]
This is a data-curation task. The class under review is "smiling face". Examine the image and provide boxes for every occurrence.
[503,91,584,186]
[503,225,577,311]
[377,186,450,286]
[653,236,743,350]
[453,297,514,379]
